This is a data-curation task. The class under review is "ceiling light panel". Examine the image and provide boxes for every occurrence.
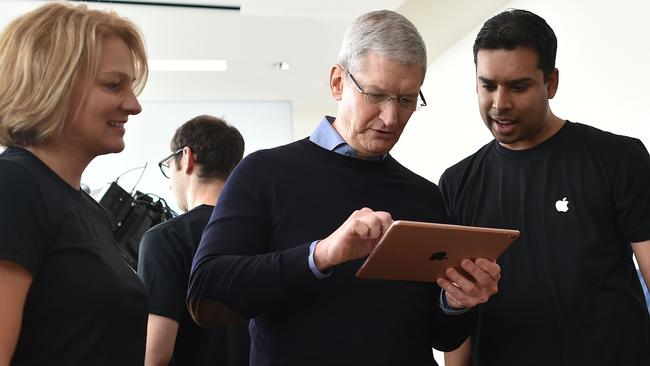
[149,59,228,71]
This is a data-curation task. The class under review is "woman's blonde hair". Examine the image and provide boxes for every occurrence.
[0,1,148,147]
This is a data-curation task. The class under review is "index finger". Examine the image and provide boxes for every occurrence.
[375,211,393,237]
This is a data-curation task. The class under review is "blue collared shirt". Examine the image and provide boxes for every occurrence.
[309,116,384,160]
[309,116,358,158]
[307,116,465,314]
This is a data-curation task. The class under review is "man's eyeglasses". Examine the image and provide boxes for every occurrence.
[346,70,427,112]
[158,148,183,179]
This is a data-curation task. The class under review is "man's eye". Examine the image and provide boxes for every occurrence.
[482,83,496,92]
[512,84,529,92]
[398,97,416,107]
[366,93,386,104]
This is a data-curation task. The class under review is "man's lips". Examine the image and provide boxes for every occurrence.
[370,128,396,135]
[489,116,518,135]
[490,117,516,126]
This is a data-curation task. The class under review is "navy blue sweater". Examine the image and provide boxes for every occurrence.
[189,139,475,366]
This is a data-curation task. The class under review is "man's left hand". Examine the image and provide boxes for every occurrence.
[437,258,500,309]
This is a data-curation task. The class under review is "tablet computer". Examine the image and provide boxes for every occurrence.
[355,220,519,282]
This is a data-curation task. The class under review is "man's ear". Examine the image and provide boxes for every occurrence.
[182,146,194,174]
[547,68,559,99]
[329,65,344,101]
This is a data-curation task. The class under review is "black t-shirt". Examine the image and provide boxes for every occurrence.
[440,121,650,365]
[138,205,250,366]
[0,147,148,366]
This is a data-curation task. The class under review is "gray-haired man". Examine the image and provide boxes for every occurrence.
[188,10,500,366]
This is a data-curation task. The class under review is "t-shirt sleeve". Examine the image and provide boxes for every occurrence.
[0,160,50,275]
[613,139,650,243]
[137,227,188,322]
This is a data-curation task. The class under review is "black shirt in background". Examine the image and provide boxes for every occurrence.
[138,205,250,366]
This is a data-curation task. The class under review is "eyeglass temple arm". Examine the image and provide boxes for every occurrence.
[419,91,427,107]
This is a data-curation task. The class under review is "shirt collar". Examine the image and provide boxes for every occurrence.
[309,116,347,151]
[309,116,384,161]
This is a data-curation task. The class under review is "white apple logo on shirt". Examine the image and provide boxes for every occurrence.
[555,197,569,212]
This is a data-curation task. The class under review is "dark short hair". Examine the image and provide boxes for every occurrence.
[170,115,244,181]
[473,9,557,81]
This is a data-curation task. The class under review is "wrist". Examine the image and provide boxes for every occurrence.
[439,290,470,315]
[313,240,333,271]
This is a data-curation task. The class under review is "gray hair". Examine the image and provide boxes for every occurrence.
[337,10,427,75]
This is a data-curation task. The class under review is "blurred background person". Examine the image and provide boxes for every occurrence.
[138,115,249,366]
[0,2,149,365]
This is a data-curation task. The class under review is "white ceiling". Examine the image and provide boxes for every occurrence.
[0,0,407,101]
[0,0,510,136]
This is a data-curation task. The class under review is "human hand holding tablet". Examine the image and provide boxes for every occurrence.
[355,220,519,282]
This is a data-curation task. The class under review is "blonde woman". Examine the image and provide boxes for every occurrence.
[0,2,149,365]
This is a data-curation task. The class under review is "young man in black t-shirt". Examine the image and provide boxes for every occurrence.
[137,115,250,366]
[441,9,650,366]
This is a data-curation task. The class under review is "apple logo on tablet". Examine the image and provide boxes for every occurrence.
[430,251,448,261]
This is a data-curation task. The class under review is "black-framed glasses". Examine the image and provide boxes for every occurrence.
[158,148,183,179]
[346,70,427,112]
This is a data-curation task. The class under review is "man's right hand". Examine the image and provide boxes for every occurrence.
[313,208,392,271]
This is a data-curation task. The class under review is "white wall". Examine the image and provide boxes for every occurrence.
[393,0,650,185]
[82,101,292,213]
[292,102,337,139]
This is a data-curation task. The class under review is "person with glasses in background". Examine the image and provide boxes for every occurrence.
[137,115,250,366]
[0,2,148,365]
[187,10,501,366]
